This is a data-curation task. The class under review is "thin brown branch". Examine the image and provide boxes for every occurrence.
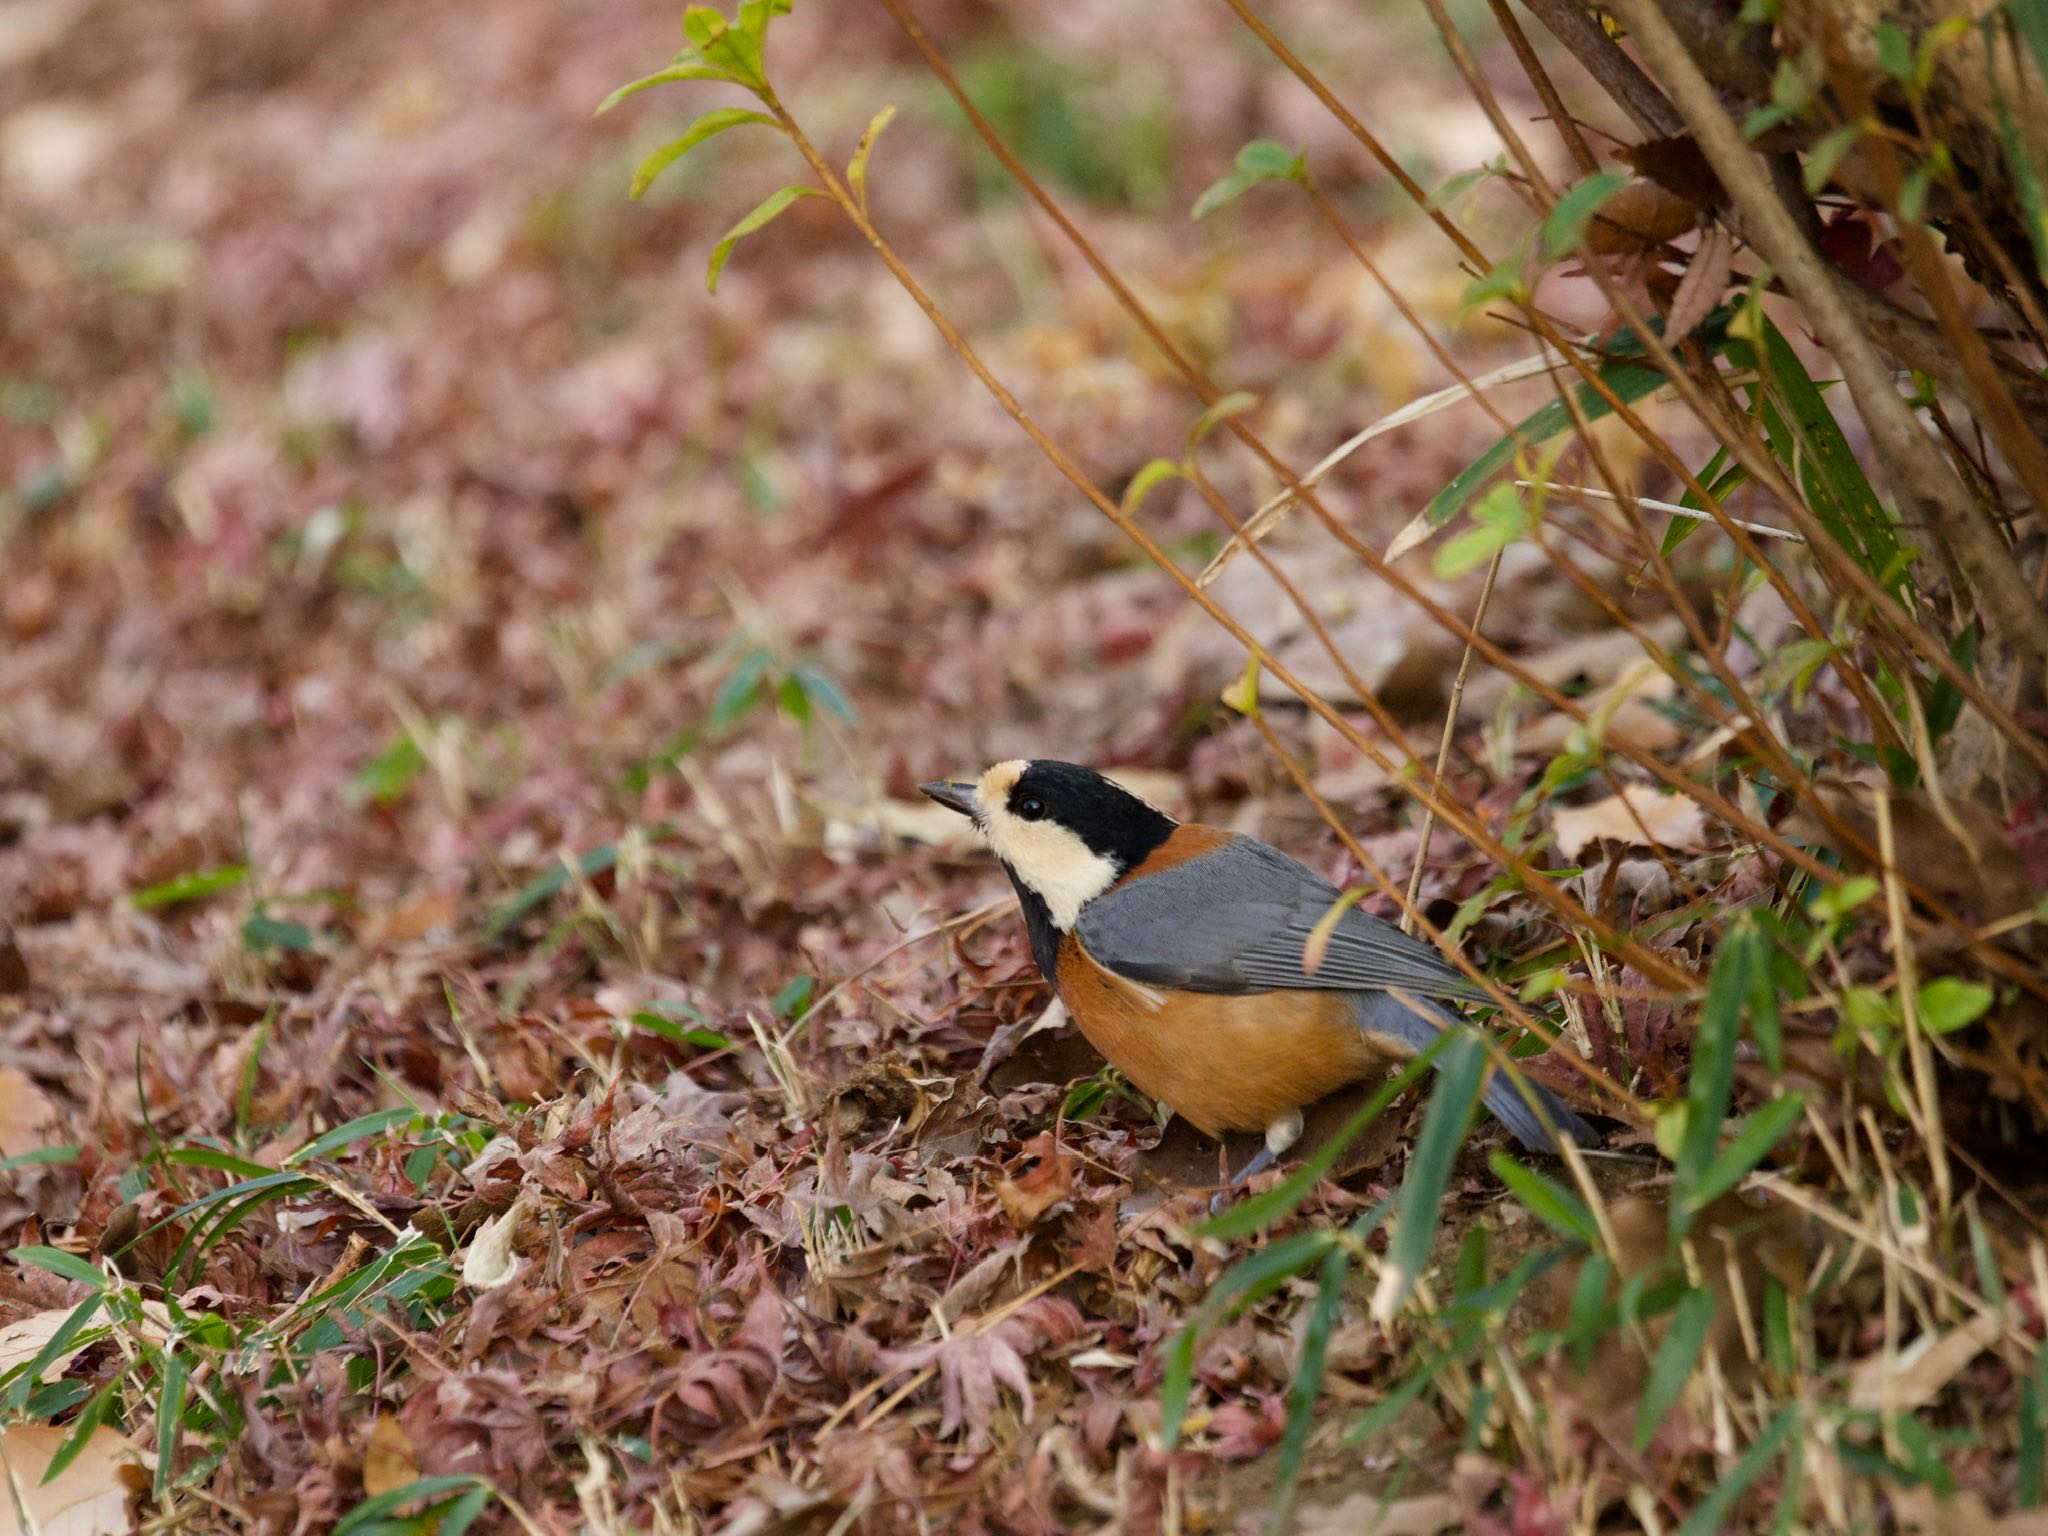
[1608,0,2048,703]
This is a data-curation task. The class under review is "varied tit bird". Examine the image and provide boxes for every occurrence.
[921,760,1598,1185]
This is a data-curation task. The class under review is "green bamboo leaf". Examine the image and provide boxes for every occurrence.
[1158,1325,1199,1449]
[1426,356,1670,528]
[707,185,824,293]
[1185,391,1260,452]
[1343,1361,1438,1443]
[1541,171,1629,259]
[1566,1252,1613,1371]
[10,1245,107,1289]
[0,1146,79,1172]
[1635,1286,1715,1451]
[42,1373,123,1485]
[847,104,897,218]
[1673,918,1756,1231]
[154,1350,188,1497]
[334,1477,494,1536]
[288,1107,420,1166]
[1802,123,1866,194]
[595,57,731,115]
[1751,320,1904,590]
[1688,1093,1807,1210]
[1372,1030,1487,1320]
[631,109,779,198]
[1191,140,1306,220]
[1489,1152,1599,1245]
[6,1294,104,1400]
[486,839,623,938]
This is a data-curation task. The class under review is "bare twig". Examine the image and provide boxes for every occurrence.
[1607,0,2048,701]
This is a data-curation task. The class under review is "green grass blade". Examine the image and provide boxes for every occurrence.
[333,1477,492,1535]
[154,1349,188,1497]
[1635,1286,1715,1451]
[288,1108,420,1167]
[1425,360,1667,529]
[1372,1031,1487,1320]
[10,1245,107,1289]
[1674,1406,1801,1536]
[1688,1093,1807,1211]
[1489,1151,1599,1244]
[3,1293,105,1405]
[42,1371,124,1484]
[1674,919,1756,1234]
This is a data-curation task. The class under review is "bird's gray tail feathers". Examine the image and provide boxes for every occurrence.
[1352,990,1600,1154]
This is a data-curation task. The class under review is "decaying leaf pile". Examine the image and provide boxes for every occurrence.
[3,0,2047,1532]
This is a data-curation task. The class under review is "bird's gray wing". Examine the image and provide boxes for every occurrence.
[1075,835,1483,1000]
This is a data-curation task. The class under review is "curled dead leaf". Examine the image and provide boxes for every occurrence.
[460,1190,536,1289]
[995,1131,1075,1228]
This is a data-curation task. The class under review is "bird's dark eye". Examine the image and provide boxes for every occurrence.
[1016,796,1046,822]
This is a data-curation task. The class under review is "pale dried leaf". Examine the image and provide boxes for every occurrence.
[1847,1312,2004,1412]
[460,1191,535,1289]
[1294,1491,1460,1536]
[1552,786,1709,861]
[0,1425,145,1536]
[0,1070,57,1159]
[362,1414,419,1497]
[1892,1486,2048,1536]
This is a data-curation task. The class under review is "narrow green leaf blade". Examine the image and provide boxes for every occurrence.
[10,1246,107,1289]
[595,58,731,116]
[1372,1030,1487,1320]
[1426,359,1667,528]
[706,185,824,293]
[1541,171,1629,259]
[1489,1151,1599,1244]
[1689,1093,1807,1210]
[1673,1405,1801,1536]
[630,108,778,199]
[1635,1286,1715,1451]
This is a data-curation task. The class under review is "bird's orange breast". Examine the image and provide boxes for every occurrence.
[1054,934,1378,1138]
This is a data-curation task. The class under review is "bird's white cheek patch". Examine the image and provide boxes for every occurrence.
[978,812,1118,930]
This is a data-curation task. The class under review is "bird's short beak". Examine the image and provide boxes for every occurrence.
[919,780,979,817]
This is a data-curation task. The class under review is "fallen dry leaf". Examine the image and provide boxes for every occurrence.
[460,1191,536,1290]
[362,1414,419,1497]
[0,1309,93,1383]
[0,1425,146,1536]
[1552,785,1709,861]
[994,1131,1075,1228]
[1847,1312,2005,1413]
[357,887,460,947]
[1892,1486,2048,1536]
[1293,1491,1460,1536]
[0,1070,57,1159]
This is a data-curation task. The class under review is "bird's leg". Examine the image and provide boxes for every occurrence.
[1209,1110,1305,1212]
